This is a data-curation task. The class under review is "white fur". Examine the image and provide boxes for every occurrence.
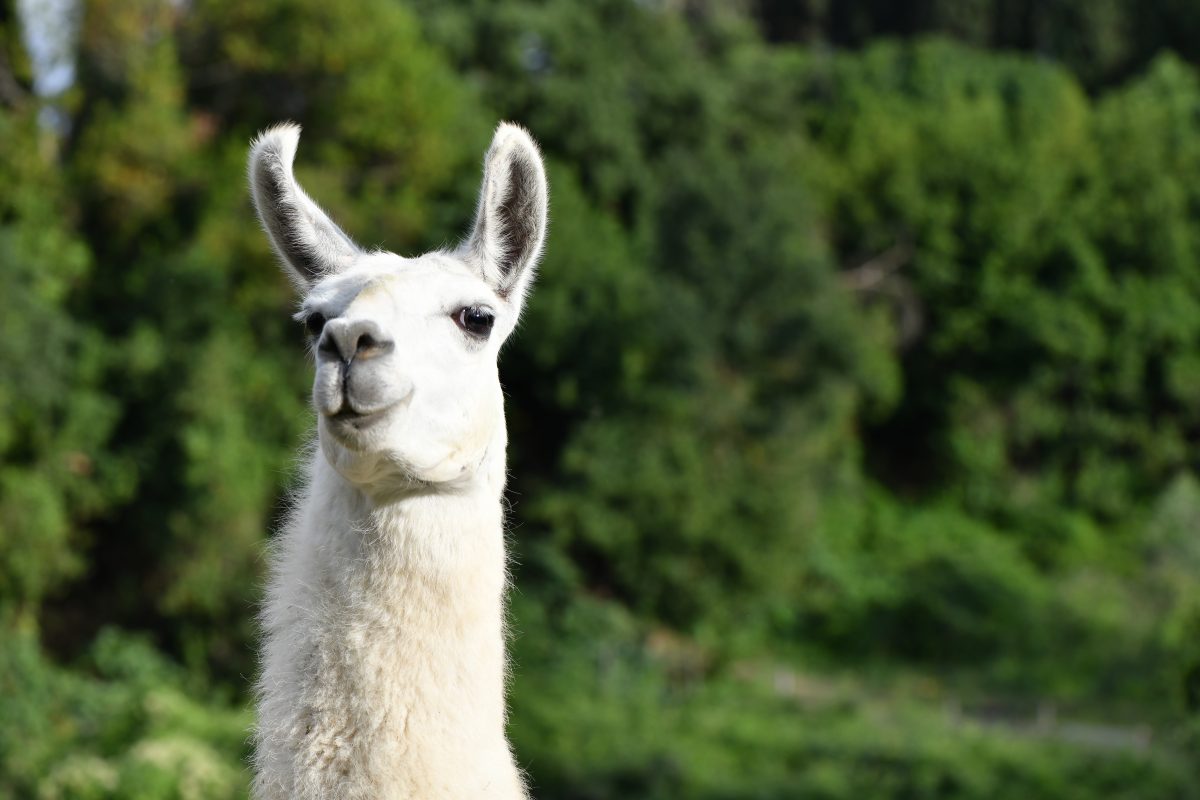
[248,122,547,799]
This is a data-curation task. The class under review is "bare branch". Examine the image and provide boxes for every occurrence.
[840,240,923,347]
[841,240,914,292]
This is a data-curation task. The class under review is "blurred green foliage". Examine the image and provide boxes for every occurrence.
[2,0,1200,797]
[754,0,1200,90]
[1,629,249,800]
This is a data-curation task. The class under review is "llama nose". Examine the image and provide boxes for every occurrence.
[319,319,394,364]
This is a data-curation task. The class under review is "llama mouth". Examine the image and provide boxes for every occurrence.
[327,403,396,432]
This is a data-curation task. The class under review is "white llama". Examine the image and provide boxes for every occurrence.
[247,121,547,799]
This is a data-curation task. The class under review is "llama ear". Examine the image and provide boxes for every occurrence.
[248,123,362,290]
[460,123,548,311]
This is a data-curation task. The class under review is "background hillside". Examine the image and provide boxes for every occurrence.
[3,0,1200,797]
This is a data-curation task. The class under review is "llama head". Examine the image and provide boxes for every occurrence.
[249,123,547,492]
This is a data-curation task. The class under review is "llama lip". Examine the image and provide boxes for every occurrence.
[327,403,395,431]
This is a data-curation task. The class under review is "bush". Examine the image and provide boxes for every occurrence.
[0,629,249,799]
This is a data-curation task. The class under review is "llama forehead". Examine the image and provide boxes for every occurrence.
[301,252,499,319]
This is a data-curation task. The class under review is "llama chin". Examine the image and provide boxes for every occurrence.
[248,121,546,799]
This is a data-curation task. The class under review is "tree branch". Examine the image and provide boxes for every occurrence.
[840,240,914,292]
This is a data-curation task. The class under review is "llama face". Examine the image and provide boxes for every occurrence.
[297,253,508,488]
[249,123,547,491]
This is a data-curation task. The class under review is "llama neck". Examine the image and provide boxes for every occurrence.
[254,457,524,799]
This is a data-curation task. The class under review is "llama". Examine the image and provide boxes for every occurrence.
[247,121,547,799]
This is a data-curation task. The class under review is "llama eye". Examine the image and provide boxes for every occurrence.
[304,312,327,338]
[455,306,495,337]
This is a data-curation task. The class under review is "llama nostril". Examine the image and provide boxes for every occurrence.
[321,320,393,363]
[352,330,394,360]
[355,333,378,354]
[318,332,340,359]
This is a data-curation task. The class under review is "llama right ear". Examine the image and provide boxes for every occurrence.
[249,123,362,290]
[460,123,548,313]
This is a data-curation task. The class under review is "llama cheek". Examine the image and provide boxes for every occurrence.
[426,401,500,482]
[443,430,500,484]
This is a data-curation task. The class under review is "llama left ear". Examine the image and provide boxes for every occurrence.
[249,123,362,290]
[460,123,548,313]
